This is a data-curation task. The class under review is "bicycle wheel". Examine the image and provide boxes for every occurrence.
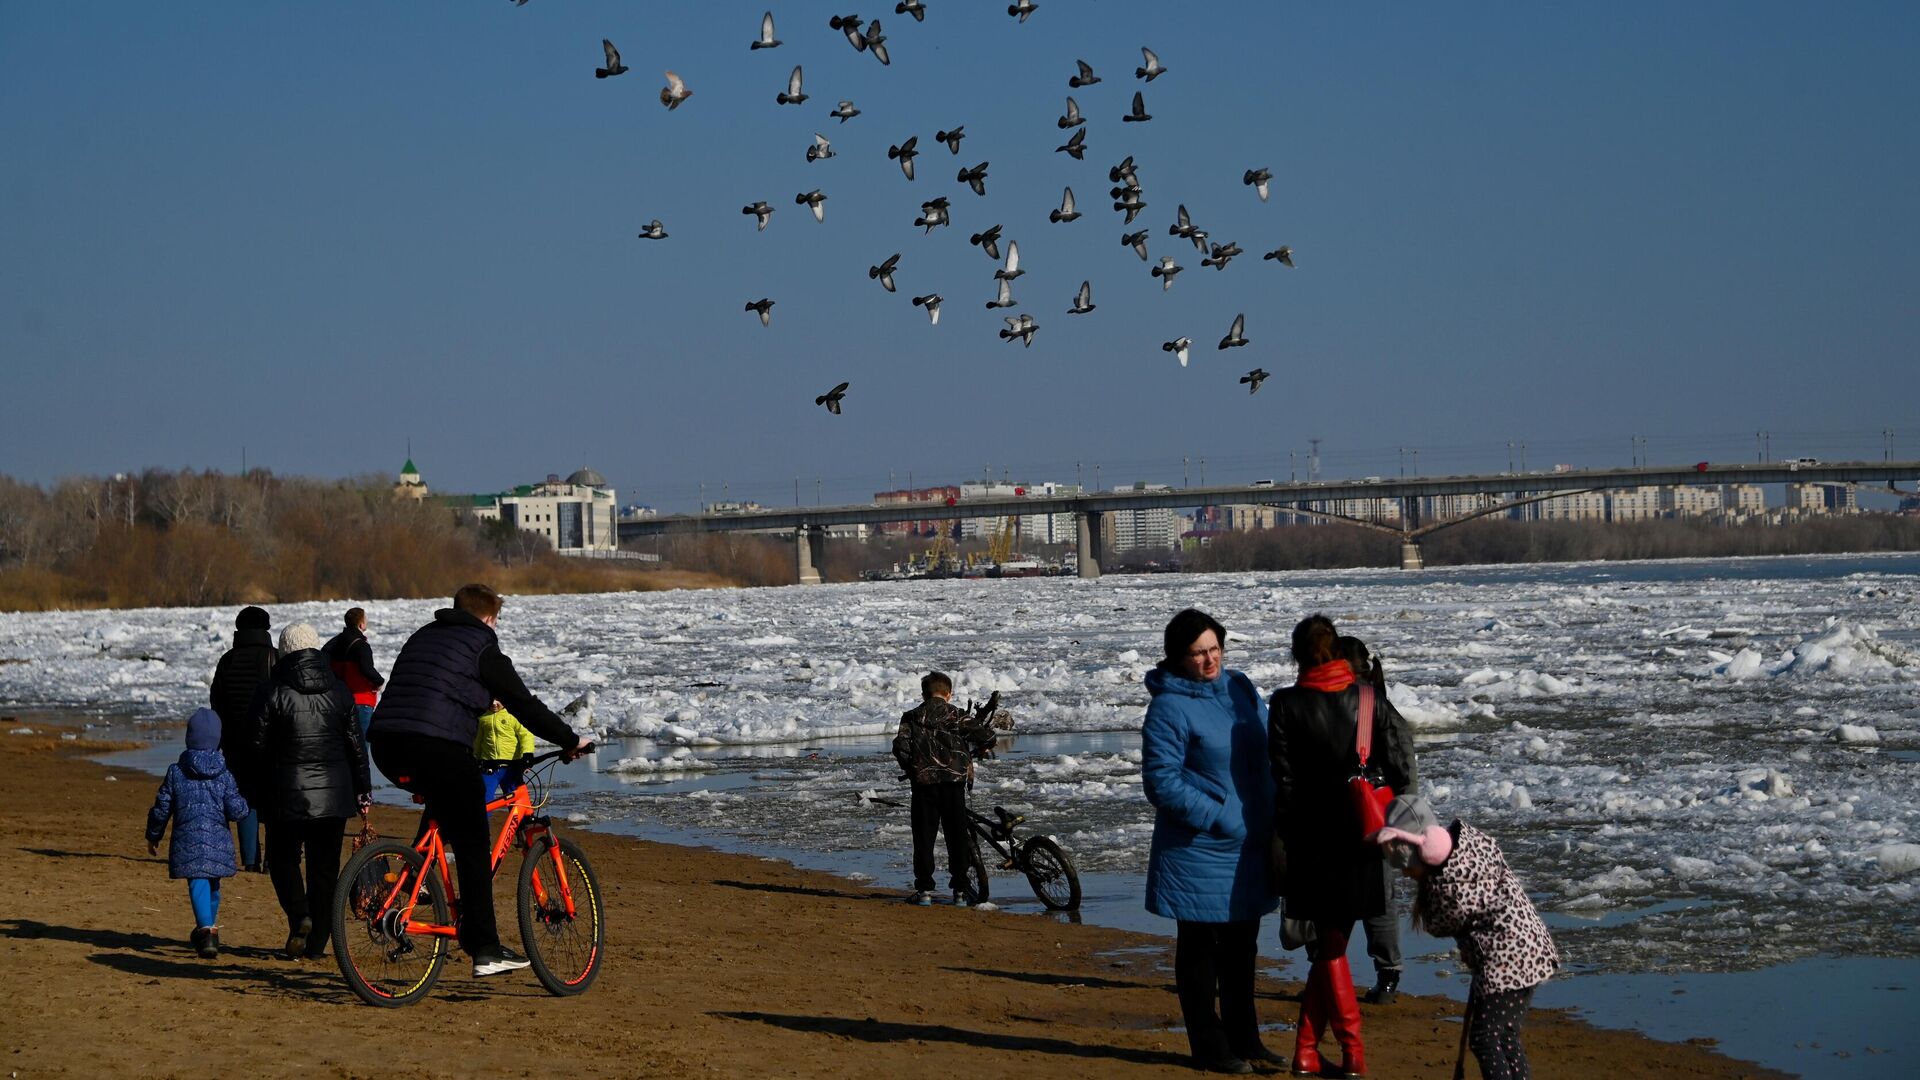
[332,839,450,1007]
[518,835,606,995]
[1019,835,1082,911]
[960,831,990,904]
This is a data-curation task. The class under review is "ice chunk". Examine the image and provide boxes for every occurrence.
[1866,844,1920,875]
[1832,724,1880,744]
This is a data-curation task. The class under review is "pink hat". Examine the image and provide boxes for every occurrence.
[1368,795,1454,866]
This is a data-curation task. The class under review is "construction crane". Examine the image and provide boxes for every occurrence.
[988,515,1019,565]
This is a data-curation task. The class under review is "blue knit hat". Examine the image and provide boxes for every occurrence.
[185,707,222,750]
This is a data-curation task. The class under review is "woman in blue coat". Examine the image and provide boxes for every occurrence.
[1143,608,1280,1074]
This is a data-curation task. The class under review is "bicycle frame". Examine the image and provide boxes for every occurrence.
[368,758,578,939]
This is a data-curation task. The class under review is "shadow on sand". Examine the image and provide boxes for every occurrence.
[714,1010,1194,1068]
[713,878,899,903]
[943,965,1174,994]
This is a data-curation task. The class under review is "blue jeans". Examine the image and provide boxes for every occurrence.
[355,704,374,737]
[188,878,222,928]
[235,811,260,867]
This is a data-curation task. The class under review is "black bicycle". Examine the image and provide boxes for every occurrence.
[869,789,1082,911]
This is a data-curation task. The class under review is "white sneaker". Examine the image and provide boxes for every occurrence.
[471,946,531,977]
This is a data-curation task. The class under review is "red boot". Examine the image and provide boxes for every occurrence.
[1290,960,1325,1077]
[1323,953,1367,1078]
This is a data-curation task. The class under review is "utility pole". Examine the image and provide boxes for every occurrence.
[1520,442,1528,473]
[1289,450,1297,483]
[1885,428,1894,462]
[1076,461,1083,491]
[816,477,822,506]
[1308,438,1322,482]
[1095,464,1102,492]
[1398,448,1406,478]
[699,482,705,513]
[1507,440,1515,474]
[794,477,800,507]
[1411,448,1420,477]
[1183,456,1189,489]
[1200,458,1206,487]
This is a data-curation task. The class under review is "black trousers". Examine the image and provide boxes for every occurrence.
[267,816,347,953]
[1175,919,1263,1060]
[1469,985,1534,1080]
[909,781,972,893]
[371,734,499,955]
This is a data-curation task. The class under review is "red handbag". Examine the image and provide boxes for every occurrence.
[1346,683,1394,836]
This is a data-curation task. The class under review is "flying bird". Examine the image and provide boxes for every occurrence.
[1000,314,1038,347]
[994,241,1023,281]
[778,66,808,105]
[741,201,775,230]
[914,196,950,231]
[795,189,828,222]
[660,71,692,110]
[868,252,901,292]
[1068,280,1095,315]
[1008,0,1039,23]
[1136,47,1167,81]
[828,15,868,52]
[1170,204,1207,248]
[958,161,989,196]
[815,381,850,415]
[1121,229,1149,261]
[831,100,861,122]
[595,40,628,79]
[969,224,1003,260]
[751,12,782,49]
[936,126,966,154]
[1114,191,1148,223]
[807,132,835,162]
[864,20,890,65]
[888,136,920,180]
[1243,167,1272,202]
[1151,255,1183,290]
[1162,337,1192,367]
[911,293,943,324]
[986,277,1017,309]
[1058,96,1084,129]
[1201,241,1242,270]
[1108,156,1138,185]
[1123,91,1152,123]
[1263,246,1295,267]
[1069,59,1101,88]
[896,1,927,22]
[636,219,668,240]
[1218,312,1248,350]
[1056,128,1086,159]
[1049,187,1080,223]
[745,298,775,326]
[1240,368,1269,394]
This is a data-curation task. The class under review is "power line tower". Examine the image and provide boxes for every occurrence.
[1307,437,1322,482]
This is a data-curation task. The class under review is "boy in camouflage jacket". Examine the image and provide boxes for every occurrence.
[892,672,998,905]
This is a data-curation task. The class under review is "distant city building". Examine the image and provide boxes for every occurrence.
[1536,491,1608,521]
[620,503,659,521]
[1660,484,1722,517]
[1722,484,1766,516]
[1109,483,1180,552]
[392,458,429,501]
[873,486,962,537]
[1608,486,1662,521]
[1784,482,1856,515]
[466,468,619,555]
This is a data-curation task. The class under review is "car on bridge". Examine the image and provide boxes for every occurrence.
[1249,479,1274,488]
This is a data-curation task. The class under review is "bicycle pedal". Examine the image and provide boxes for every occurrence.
[999,859,1016,870]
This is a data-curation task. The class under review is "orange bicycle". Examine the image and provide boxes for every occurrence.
[331,750,605,1006]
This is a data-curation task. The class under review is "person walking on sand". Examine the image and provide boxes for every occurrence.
[368,584,592,977]
[1142,608,1283,1075]
[246,622,369,960]
[1370,796,1558,1080]
[145,707,251,958]
[891,671,998,907]
[1337,636,1419,1006]
[210,605,275,872]
[323,607,385,737]
[1268,614,1416,1078]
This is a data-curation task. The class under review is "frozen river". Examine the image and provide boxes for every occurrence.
[7,553,1919,1075]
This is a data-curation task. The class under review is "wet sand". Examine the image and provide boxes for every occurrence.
[0,723,1786,1078]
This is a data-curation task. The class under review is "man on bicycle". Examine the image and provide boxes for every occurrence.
[368,583,593,977]
[891,672,998,907]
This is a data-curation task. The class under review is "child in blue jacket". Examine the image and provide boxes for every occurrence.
[146,707,251,958]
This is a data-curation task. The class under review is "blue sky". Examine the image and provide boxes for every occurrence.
[3,2,1916,510]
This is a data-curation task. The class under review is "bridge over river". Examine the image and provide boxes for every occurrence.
[617,461,1920,582]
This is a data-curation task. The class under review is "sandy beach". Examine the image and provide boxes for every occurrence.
[0,720,1787,1079]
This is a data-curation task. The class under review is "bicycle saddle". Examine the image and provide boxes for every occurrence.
[994,806,1025,828]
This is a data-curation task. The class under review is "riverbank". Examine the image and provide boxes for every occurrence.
[0,720,1783,1078]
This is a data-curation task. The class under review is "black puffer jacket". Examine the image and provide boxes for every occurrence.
[247,649,369,821]
[210,628,276,781]
[1269,683,1417,923]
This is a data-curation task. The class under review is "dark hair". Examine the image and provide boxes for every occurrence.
[1163,608,1227,662]
[921,671,953,699]
[344,606,366,629]
[235,605,270,631]
[454,583,504,619]
[1338,634,1388,690]
[1291,614,1338,668]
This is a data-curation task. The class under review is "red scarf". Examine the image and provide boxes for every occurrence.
[1297,659,1356,693]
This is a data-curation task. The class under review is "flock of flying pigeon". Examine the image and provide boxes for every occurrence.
[591,5,1297,417]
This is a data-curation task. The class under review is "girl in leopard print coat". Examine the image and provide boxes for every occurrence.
[1372,796,1557,1080]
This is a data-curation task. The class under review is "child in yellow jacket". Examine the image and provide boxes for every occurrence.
[474,700,536,804]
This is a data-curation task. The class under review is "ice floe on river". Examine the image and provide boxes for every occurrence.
[4,553,1918,973]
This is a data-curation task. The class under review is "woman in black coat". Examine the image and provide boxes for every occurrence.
[1269,615,1415,1079]
[246,622,370,960]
